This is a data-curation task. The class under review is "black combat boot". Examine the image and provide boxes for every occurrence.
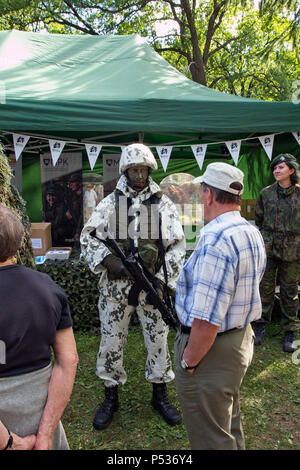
[254,323,266,346]
[151,383,182,426]
[283,331,295,353]
[93,386,119,430]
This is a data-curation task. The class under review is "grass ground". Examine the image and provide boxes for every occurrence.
[62,322,300,450]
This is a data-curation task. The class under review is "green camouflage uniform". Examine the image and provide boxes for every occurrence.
[80,175,186,387]
[255,182,300,330]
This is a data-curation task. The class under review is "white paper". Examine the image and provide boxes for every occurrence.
[31,238,42,249]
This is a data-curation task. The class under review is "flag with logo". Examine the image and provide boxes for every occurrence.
[156,146,172,172]
[292,131,300,146]
[259,134,275,160]
[225,140,241,165]
[49,139,66,166]
[191,144,207,170]
[85,144,102,170]
[13,134,30,160]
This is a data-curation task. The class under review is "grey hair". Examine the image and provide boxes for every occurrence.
[0,205,24,262]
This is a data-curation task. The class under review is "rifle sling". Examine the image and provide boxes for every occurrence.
[128,281,144,307]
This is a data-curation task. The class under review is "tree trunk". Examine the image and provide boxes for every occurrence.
[180,0,207,85]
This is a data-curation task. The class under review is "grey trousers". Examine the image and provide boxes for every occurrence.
[0,363,69,450]
[174,324,254,450]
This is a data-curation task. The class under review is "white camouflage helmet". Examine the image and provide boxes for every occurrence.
[119,143,158,174]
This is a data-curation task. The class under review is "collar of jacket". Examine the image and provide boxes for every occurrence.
[116,174,163,200]
[276,183,295,197]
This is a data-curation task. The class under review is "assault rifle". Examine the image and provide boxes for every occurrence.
[90,228,180,330]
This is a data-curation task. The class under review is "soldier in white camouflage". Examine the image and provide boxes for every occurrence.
[80,143,186,430]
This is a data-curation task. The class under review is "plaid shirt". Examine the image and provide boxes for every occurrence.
[175,211,266,332]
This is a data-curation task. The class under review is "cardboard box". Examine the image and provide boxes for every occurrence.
[30,223,52,256]
[45,247,72,261]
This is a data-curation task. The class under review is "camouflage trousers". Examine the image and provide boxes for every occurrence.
[257,257,300,331]
[96,292,175,387]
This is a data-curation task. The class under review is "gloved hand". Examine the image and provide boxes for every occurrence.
[146,279,165,305]
[102,254,132,280]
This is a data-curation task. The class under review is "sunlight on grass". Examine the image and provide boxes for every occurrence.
[64,325,300,450]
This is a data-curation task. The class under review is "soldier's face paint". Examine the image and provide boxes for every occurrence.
[127,166,149,192]
[273,162,295,187]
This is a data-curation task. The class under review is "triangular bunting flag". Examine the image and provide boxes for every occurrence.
[225,140,241,165]
[191,144,207,170]
[13,134,30,160]
[49,139,66,166]
[259,134,275,160]
[156,146,172,172]
[85,144,102,170]
[292,131,300,146]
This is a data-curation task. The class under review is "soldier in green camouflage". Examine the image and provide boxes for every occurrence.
[80,143,186,430]
[254,153,300,352]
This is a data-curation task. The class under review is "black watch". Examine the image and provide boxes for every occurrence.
[2,429,13,451]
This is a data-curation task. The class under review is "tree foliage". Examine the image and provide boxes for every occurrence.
[0,1,299,100]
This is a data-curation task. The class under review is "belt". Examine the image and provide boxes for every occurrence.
[180,324,238,336]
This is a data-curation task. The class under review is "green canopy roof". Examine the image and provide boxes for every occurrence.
[0,30,299,137]
[0,30,299,222]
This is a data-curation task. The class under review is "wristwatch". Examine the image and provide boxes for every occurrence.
[2,429,13,451]
[181,357,198,370]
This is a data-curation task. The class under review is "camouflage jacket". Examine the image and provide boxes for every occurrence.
[80,175,186,294]
[255,182,300,262]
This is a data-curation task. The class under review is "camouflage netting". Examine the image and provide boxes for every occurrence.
[36,259,144,333]
[0,144,35,268]
[37,259,102,334]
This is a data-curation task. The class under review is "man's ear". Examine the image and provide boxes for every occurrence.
[207,186,214,205]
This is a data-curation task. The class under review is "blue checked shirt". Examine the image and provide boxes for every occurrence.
[175,211,266,332]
